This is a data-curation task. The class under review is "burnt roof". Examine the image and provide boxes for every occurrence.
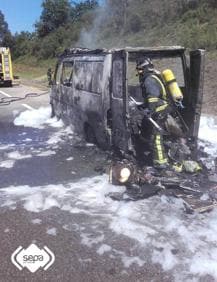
[113,46,185,52]
[59,46,186,59]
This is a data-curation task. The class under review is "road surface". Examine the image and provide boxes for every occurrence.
[0,84,217,282]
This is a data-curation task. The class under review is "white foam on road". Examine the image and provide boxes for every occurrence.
[81,232,105,247]
[0,160,15,168]
[122,255,145,268]
[152,245,178,271]
[0,144,15,150]
[23,193,60,212]
[1,109,216,280]
[46,227,57,236]
[13,107,63,129]
[199,115,217,144]
[190,250,217,278]
[7,151,32,160]
[66,157,74,161]
[46,126,73,145]
[31,218,42,224]
[96,244,112,255]
[36,150,56,157]
[0,174,217,280]
[23,138,32,142]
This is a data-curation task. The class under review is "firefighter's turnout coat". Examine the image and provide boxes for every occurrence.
[139,71,171,166]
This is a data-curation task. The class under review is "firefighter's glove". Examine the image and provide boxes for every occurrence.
[143,108,152,118]
[175,99,184,109]
[154,112,164,120]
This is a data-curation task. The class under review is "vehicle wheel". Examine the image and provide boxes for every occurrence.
[84,124,97,144]
[4,81,12,87]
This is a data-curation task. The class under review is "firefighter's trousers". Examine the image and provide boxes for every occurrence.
[152,119,168,166]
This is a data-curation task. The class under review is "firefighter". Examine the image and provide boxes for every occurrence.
[47,68,53,86]
[136,57,172,169]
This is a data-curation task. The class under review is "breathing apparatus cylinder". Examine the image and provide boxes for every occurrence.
[162,69,183,106]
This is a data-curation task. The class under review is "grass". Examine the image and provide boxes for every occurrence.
[13,55,56,80]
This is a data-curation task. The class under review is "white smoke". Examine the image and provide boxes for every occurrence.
[76,4,108,48]
[75,1,127,49]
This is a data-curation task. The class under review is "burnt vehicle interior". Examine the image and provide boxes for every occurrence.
[111,47,205,159]
[127,47,205,136]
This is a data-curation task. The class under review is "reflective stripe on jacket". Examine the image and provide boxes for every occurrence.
[141,73,168,114]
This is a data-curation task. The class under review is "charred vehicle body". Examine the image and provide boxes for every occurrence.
[50,46,204,150]
[50,47,217,212]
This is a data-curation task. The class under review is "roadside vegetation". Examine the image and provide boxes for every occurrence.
[0,0,217,80]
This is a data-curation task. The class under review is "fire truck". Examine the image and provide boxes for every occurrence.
[0,47,13,86]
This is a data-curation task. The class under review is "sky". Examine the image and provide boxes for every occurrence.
[0,0,43,34]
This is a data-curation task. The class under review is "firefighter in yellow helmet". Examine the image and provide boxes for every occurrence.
[136,57,172,169]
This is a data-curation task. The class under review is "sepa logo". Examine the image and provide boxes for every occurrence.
[11,244,55,273]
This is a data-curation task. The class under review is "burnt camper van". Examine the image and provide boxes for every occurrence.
[50,47,205,153]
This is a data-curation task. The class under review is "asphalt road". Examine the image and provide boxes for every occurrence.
[0,84,216,282]
[0,84,174,282]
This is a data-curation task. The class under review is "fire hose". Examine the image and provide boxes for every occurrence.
[0,91,49,106]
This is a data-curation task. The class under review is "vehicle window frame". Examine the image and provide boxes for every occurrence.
[74,60,103,95]
[60,60,74,87]
[54,62,63,85]
[127,56,185,88]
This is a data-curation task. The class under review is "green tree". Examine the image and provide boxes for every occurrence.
[70,0,98,22]
[33,26,67,58]
[35,0,71,37]
[207,0,217,8]
[13,31,34,58]
[32,0,98,58]
[104,0,129,34]
[0,10,13,48]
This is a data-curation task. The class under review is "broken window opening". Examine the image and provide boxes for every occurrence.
[74,61,103,95]
[61,61,74,87]
[127,56,185,88]
[55,62,63,85]
[127,56,186,105]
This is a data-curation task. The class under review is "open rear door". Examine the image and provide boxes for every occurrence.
[189,49,206,138]
[111,51,131,152]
